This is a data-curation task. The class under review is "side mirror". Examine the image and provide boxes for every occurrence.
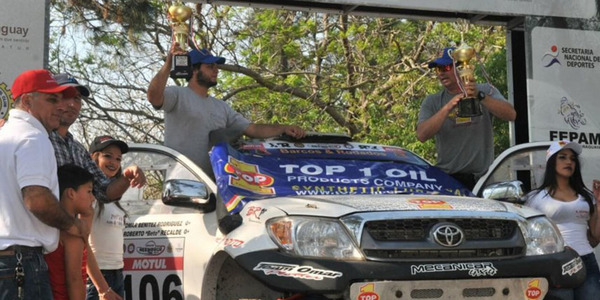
[162,179,216,212]
[482,180,525,203]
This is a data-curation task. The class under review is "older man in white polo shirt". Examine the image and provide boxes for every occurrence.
[0,69,88,300]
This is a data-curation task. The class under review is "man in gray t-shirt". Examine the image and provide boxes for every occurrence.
[416,47,516,190]
[148,42,306,176]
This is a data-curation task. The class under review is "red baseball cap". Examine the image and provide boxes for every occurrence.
[11,69,77,100]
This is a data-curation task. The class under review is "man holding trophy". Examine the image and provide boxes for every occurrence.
[416,44,516,190]
[147,1,306,176]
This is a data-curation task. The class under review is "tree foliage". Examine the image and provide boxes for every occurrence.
[49,0,509,162]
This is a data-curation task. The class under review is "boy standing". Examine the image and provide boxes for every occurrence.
[45,164,95,300]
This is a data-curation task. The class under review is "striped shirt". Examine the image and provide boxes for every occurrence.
[49,131,113,203]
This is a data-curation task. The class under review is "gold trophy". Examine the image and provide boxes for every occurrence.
[449,43,483,117]
[168,1,193,79]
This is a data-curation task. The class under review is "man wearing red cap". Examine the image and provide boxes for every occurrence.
[148,41,306,175]
[0,69,89,300]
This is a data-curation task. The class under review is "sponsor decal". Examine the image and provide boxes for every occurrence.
[0,82,12,120]
[410,262,497,277]
[225,194,246,212]
[123,237,185,298]
[558,96,587,130]
[136,240,166,256]
[562,257,583,276]
[246,205,267,221]
[225,156,276,195]
[525,279,543,300]
[357,283,379,300]
[215,238,244,248]
[253,262,342,280]
[409,199,453,210]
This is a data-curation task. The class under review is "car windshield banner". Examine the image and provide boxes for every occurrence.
[210,142,471,214]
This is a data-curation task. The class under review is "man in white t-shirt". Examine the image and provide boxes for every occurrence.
[0,69,88,300]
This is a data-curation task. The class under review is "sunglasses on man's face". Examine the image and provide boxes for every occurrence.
[435,65,453,74]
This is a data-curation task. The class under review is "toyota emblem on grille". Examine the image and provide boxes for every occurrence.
[432,223,464,247]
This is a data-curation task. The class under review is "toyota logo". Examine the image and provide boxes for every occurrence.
[431,223,464,247]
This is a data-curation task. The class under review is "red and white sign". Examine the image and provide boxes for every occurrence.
[124,237,185,299]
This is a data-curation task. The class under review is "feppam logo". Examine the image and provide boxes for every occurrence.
[558,96,587,130]
[542,45,561,68]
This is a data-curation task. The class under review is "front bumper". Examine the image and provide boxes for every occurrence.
[235,248,584,295]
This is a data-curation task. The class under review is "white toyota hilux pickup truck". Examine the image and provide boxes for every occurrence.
[119,134,584,300]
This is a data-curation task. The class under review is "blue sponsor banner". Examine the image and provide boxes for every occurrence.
[210,142,471,214]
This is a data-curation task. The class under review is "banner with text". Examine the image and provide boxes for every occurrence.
[529,27,600,188]
[210,142,470,214]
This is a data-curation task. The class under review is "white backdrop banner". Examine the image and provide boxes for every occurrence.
[529,27,600,187]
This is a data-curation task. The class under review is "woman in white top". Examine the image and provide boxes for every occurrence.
[86,136,132,299]
[525,140,600,300]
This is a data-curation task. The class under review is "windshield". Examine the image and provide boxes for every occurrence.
[239,140,430,166]
[210,142,470,214]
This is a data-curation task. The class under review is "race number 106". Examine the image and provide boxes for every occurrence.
[124,274,183,300]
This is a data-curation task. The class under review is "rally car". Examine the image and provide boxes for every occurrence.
[119,134,584,300]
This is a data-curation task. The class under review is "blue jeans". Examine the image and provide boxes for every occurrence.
[0,246,53,300]
[86,269,125,299]
[545,253,600,300]
[574,253,600,300]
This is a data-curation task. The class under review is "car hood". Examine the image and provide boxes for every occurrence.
[263,194,543,219]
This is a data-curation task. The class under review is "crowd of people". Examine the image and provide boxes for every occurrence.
[0,70,142,300]
[0,41,599,300]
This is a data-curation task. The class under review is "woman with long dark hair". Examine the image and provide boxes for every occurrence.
[86,136,134,300]
[525,140,600,299]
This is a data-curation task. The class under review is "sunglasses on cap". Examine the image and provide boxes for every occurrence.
[434,65,453,74]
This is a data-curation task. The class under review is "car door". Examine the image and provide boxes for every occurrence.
[120,144,218,300]
[474,141,600,269]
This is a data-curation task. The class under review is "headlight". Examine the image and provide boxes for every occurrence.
[267,217,365,260]
[521,216,565,255]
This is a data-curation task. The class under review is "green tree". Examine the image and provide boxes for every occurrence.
[49,0,509,162]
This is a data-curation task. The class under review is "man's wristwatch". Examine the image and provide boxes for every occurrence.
[477,91,486,101]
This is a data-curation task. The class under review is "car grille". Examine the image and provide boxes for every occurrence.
[361,218,524,261]
[366,219,516,241]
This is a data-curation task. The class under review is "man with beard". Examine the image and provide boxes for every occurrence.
[416,47,516,190]
[148,42,306,175]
